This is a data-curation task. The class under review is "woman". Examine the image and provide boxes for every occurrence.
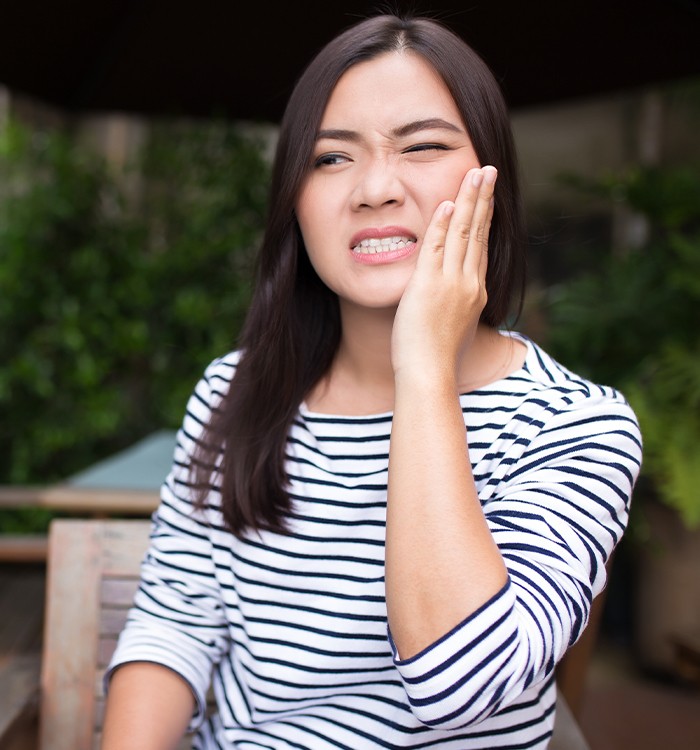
[102,13,642,750]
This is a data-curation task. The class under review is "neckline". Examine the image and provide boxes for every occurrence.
[299,331,533,421]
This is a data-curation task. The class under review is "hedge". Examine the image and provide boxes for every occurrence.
[0,118,270,530]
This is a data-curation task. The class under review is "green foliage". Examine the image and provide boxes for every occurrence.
[544,165,700,528]
[0,118,269,529]
[626,343,700,528]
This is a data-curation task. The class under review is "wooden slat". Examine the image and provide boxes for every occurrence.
[40,521,101,750]
[100,522,151,575]
[99,608,132,642]
[0,535,48,563]
[0,485,158,515]
[101,577,142,607]
[94,696,106,731]
[94,669,111,700]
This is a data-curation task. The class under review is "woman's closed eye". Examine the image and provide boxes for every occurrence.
[403,143,450,154]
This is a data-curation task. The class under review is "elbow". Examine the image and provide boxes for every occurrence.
[392,580,566,728]
[401,630,544,730]
[408,705,488,731]
[406,680,513,730]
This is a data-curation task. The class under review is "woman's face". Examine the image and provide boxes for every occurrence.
[295,51,481,312]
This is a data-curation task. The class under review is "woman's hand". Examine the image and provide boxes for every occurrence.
[391,166,497,382]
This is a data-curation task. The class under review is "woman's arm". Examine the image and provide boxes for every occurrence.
[387,363,508,658]
[101,663,194,750]
[386,166,506,659]
[102,359,234,739]
[386,386,640,728]
[387,176,642,727]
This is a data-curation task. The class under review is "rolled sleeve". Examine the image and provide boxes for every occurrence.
[390,581,523,728]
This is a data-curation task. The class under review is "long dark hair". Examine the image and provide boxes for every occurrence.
[192,13,527,536]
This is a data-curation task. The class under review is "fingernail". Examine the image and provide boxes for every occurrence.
[471,170,484,188]
[483,166,497,185]
[442,201,455,217]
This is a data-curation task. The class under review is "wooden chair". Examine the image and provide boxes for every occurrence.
[39,519,176,750]
[38,518,590,750]
[40,518,209,750]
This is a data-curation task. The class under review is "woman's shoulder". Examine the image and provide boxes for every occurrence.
[498,333,639,436]
[186,350,242,414]
[507,333,640,441]
[495,334,642,472]
[197,349,241,389]
[202,349,242,381]
[509,332,625,401]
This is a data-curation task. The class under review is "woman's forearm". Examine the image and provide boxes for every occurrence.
[385,370,507,660]
[101,662,195,750]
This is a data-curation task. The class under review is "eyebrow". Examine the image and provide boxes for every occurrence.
[316,117,464,142]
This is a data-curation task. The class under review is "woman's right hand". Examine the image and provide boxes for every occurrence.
[390,166,497,385]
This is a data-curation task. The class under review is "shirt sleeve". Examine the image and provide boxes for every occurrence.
[104,359,232,730]
[390,389,642,729]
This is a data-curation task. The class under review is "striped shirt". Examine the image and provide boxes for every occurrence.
[108,333,642,749]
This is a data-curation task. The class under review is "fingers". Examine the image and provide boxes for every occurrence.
[414,199,456,272]
[443,166,497,279]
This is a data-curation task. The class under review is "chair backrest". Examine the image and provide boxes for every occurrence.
[40,519,151,750]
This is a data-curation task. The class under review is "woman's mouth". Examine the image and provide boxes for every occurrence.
[351,235,415,254]
[350,235,418,265]
[348,227,418,265]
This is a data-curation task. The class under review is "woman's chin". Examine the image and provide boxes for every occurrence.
[339,287,406,313]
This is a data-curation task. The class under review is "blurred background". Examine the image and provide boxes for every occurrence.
[0,2,699,748]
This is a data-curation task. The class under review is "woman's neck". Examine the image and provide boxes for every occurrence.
[304,302,526,416]
[305,302,396,415]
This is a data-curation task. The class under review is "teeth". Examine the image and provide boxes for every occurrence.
[352,236,414,254]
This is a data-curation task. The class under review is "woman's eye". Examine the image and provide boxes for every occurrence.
[404,143,449,154]
[313,153,349,168]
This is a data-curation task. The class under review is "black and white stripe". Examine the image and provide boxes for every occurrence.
[108,333,641,749]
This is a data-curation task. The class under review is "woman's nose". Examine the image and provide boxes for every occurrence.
[351,161,405,210]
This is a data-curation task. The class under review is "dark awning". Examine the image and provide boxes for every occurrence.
[1,0,699,121]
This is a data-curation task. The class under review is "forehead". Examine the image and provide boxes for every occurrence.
[319,51,463,131]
